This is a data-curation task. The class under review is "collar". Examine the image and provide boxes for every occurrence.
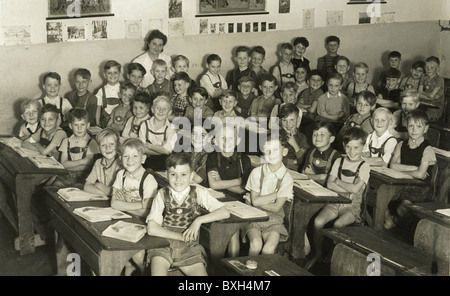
[149,116,169,128]
[26,122,39,129]
[221,151,238,160]
[371,129,392,141]
[69,133,91,143]
[326,91,342,98]
[262,162,287,180]
[44,95,60,102]
[169,186,191,203]
[315,146,333,156]
[124,166,146,181]
[100,156,118,169]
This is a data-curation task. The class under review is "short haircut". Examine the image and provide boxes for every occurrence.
[207,54,222,64]
[152,59,168,70]
[325,35,340,44]
[172,55,190,67]
[74,68,91,80]
[356,90,377,106]
[235,46,251,56]
[278,103,299,119]
[327,72,343,84]
[280,42,294,51]
[68,107,89,123]
[293,37,309,48]
[120,138,146,155]
[104,60,121,72]
[120,80,137,93]
[354,62,369,73]
[343,127,367,145]
[259,73,277,85]
[281,81,299,94]
[313,121,336,137]
[96,127,120,145]
[400,89,420,103]
[145,29,168,49]
[127,63,147,76]
[133,92,152,109]
[308,69,324,81]
[219,89,237,101]
[238,75,256,87]
[296,64,310,74]
[40,103,59,117]
[250,45,266,58]
[266,131,288,150]
[43,72,61,84]
[411,60,425,70]
[152,95,172,109]
[425,56,440,65]
[165,151,193,170]
[191,86,209,99]
[172,71,190,83]
[407,109,429,126]
[372,107,393,123]
[386,68,402,79]
[388,51,402,59]
[335,56,350,66]
[20,99,41,114]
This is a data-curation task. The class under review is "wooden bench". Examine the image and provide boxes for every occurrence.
[322,227,449,276]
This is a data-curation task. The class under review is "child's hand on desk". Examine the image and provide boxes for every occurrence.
[182,220,201,242]
[304,166,315,175]
[243,193,251,205]
[209,171,221,181]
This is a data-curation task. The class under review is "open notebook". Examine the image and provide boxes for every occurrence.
[294,179,338,197]
[370,166,413,179]
[223,201,268,219]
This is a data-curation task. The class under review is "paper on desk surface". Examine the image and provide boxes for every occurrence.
[435,208,450,217]
[370,166,413,179]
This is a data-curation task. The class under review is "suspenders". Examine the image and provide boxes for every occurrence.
[67,138,93,161]
[337,158,365,184]
[121,169,151,199]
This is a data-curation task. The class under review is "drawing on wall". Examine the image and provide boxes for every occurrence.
[124,20,142,39]
[210,23,217,34]
[359,12,371,24]
[92,20,107,39]
[47,22,63,43]
[219,23,226,34]
[48,0,112,18]
[326,10,344,26]
[261,22,266,31]
[168,20,184,36]
[268,23,276,30]
[3,26,31,46]
[237,23,242,33]
[199,0,265,16]
[380,12,395,23]
[279,0,290,14]
[245,22,251,32]
[303,8,315,29]
[169,0,182,18]
[200,19,208,34]
[228,23,234,33]
[66,25,86,41]
[253,22,259,32]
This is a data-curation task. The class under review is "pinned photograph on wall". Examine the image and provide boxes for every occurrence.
[268,23,276,30]
[303,8,315,29]
[326,10,344,27]
[359,12,371,24]
[245,22,251,32]
[66,25,86,41]
[253,22,259,32]
[168,20,184,36]
[219,23,226,34]
[228,23,234,33]
[210,23,217,34]
[237,23,243,33]
[92,20,107,40]
[124,20,142,39]
[381,12,395,23]
[199,0,266,16]
[47,22,63,43]
[279,0,290,14]
[47,0,113,19]
[200,19,209,34]
[3,25,31,46]
[169,0,182,18]
[261,22,266,31]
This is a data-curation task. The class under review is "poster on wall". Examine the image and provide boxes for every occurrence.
[47,22,63,43]
[200,19,208,34]
[169,0,182,18]
[66,25,86,41]
[92,20,107,39]
[3,25,31,46]
[279,0,290,14]
[48,0,113,19]
[124,20,142,39]
[326,11,344,27]
[168,20,184,36]
[210,23,217,34]
[303,8,315,29]
[199,0,266,16]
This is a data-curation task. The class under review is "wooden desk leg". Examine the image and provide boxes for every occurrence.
[373,184,405,231]
[98,250,141,276]
[15,174,37,255]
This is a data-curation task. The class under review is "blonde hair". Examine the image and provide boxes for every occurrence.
[373,107,394,127]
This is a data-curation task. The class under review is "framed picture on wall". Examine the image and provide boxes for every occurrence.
[48,0,114,19]
[198,0,267,16]
[347,0,387,4]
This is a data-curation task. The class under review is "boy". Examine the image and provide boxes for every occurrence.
[306,127,370,270]
[127,62,149,95]
[111,137,158,276]
[84,127,122,197]
[294,65,309,97]
[171,55,198,95]
[249,73,279,120]
[139,95,178,172]
[18,99,41,142]
[376,68,402,112]
[250,46,268,78]
[278,103,310,171]
[56,108,99,187]
[272,42,295,88]
[385,110,436,230]
[39,72,73,124]
[107,81,136,134]
[200,54,228,111]
[235,75,257,119]
[334,56,351,95]
[146,59,173,98]
[400,60,425,91]
[170,71,191,120]
[146,152,230,276]
[185,87,214,123]
[242,134,294,256]
[347,62,376,105]
[96,60,122,128]
[22,104,67,161]
[362,107,397,167]
[122,92,151,139]
[391,89,421,140]
[317,73,350,123]
[377,51,404,89]
[291,37,310,72]
[190,124,211,185]
[67,68,99,126]
[214,90,240,126]
[317,35,341,79]
[226,46,256,91]
[418,56,445,122]
[297,70,324,116]
[269,82,302,129]
[302,121,341,186]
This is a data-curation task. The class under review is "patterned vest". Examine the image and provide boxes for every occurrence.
[162,185,201,230]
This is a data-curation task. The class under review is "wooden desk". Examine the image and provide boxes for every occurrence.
[322,227,449,276]
[221,254,313,276]
[0,143,67,255]
[405,202,450,228]
[44,186,169,276]
[367,170,429,231]
[434,152,450,203]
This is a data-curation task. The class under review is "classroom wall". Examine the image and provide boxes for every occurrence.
[0,0,446,135]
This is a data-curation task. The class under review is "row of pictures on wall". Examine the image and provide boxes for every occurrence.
[199,20,275,34]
